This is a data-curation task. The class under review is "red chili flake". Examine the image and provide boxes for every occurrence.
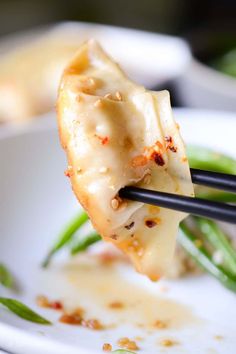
[96,135,109,145]
[101,136,109,145]
[64,165,73,177]
[169,146,177,153]
[165,136,172,143]
[153,152,165,166]
[145,219,157,228]
[125,221,135,230]
[51,301,63,310]
[165,136,177,153]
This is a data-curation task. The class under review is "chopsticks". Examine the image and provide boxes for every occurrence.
[119,168,236,224]
[190,168,236,193]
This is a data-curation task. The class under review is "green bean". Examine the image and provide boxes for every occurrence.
[0,298,51,324]
[196,191,236,203]
[42,211,89,267]
[179,222,236,293]
[187,145,236,174]
[0,263,13,288]
[71,232,101,255]
[212,48,236,78]
[195,217,236,275]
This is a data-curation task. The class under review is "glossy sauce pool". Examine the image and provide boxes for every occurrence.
[39,254,199,331]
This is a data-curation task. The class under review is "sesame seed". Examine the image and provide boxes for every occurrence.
[94,99,103,108]
[111,198,119,210]
[115,91,122,101]
[104,93,113,99]
[88,78,95,86]
[143,173,151,184]
[99,167,108,173]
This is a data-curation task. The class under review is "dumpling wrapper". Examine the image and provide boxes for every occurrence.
[57,40,194,280]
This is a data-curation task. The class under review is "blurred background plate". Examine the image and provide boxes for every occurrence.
[0,21,191,88]
[0,22,190,125]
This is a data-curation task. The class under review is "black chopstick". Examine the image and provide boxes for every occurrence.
[190,168,236,193]
[119,187,236,224]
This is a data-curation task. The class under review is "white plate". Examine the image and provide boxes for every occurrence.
[0,109,236,354]
[175,59,236,111]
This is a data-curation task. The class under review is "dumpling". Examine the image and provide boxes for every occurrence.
[57,40,194,280]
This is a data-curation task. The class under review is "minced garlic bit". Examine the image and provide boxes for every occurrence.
[77,167,82,173]
[102,343,112,352]
[36,295,63,311]
[73,307,85,316]
[108,301,124,309]
[59,309,103,330]
[160,339,178,347]
[36,295,49,308]
[117,337,139,351]
[131,155,148,167]
[59,313,82,325]
[153,319,168,329]
[82,318,103,330]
